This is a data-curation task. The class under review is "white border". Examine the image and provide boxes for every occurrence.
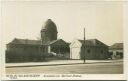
[0,0,127,80]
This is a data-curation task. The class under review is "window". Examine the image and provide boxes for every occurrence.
[87,49,90,53]
[101,50,103,54]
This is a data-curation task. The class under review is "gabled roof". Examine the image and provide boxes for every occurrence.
[78,39,108,47]
[109,43,123,50]
[49,39,69,45]
[7,38,69,46]
[7,38,41,45]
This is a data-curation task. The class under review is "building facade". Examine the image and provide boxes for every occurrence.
[109,43,123,59]
[6,39,42,62]
[6,19,70,62]
[70,39,109,60]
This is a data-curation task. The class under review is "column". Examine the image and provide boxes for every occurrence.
[48,45,51,53]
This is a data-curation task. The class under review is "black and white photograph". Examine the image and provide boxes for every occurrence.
[2,80,126,81]
[1,0,127,80]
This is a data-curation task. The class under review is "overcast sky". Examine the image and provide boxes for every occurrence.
[2,1,123,46]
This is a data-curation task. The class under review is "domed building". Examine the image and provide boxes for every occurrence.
[41,19,58,44]
[40,19,70,56]
[5,19,70,62]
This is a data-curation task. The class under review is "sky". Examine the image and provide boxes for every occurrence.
[1,1,123,47]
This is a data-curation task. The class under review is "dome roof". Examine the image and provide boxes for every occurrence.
[42,19,57,32]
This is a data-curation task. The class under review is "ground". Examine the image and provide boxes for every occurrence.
[6,61,123,74]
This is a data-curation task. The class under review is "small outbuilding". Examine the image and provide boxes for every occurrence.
[109,43,123,59]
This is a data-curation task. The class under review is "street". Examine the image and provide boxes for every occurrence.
[6,61,123,74]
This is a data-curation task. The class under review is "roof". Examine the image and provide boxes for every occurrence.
[78,39,108,47]
[41,19,57,32]
[7,38,41,45]
[7,38,69,46]
[49,39,69,45]
[109,43,123,50]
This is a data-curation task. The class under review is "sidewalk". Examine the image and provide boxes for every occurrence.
[6,59,123,68]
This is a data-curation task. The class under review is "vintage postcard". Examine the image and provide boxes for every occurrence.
[0,0,127,80]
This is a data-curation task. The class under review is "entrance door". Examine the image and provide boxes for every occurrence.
[71,48,80,59]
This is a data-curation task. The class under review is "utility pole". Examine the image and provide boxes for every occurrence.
[83,28,86,63]
[39,32,42,61]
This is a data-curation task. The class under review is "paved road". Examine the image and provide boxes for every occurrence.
[6,59,122,67]
[6,61,123,74]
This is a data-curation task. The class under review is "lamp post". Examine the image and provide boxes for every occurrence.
[83,28,86,63]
